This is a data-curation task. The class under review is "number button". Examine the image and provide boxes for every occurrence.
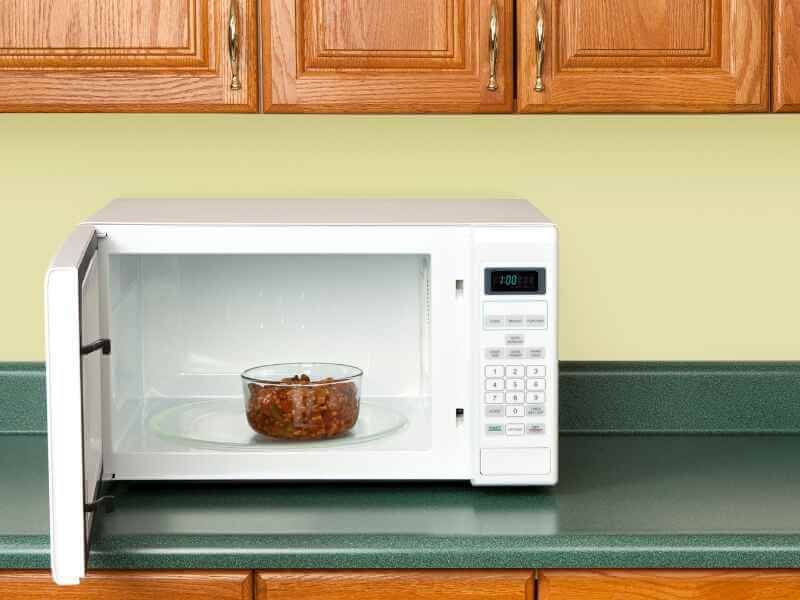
[485,378,505,391]
[526,378,546,391]
[526,365,546,377]
[506,365,525,378]
[526,392,544,404]
[485,365,505,377]
[507,378,524,391]
[505,405,524,418]
[505,391,524,404]
[485,392,504,404]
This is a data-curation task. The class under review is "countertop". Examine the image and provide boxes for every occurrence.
[4,433,800,570]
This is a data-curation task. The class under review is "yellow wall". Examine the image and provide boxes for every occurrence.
[1,114,799,361]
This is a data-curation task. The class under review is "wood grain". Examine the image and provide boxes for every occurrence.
[0,0,258,112]
[303,0,464,70]
[263,0,514,112]
[321,0,450,52]
[539,570,800,600]
[578,1,706,51]
[256,570,534,600]
[517,0,769,112]
[0,570,253,600]
[0,0,189,50]
[773,0,800,111]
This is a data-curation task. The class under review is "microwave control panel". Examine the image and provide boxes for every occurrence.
[472,228,558,486]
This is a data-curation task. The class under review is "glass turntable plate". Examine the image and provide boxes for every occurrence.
[149,397,409,450]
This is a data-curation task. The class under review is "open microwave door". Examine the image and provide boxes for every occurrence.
[45,225,105,585]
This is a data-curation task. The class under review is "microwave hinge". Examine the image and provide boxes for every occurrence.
[85,495,115,515]
[81,338,111,356]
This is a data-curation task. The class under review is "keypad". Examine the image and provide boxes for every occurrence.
[481,298,549,440]
[483,359,547,436]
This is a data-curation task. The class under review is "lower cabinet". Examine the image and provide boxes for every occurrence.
[0,570,253,599]
[255,570,535,600]
[5,568,800,599]
[539,569,800,600]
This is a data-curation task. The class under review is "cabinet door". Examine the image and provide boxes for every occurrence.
[774,0,800,111]
[0,571,253,598]
[263,0,514,113]
[256,570,533,600]
[517,0,770,112]
[0,0,257,112]
[539,570,800,600]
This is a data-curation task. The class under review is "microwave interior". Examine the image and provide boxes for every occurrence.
[107,253,434,470]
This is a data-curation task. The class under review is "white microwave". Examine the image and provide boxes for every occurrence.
[45,198,558,584]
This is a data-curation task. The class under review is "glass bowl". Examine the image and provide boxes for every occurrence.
[241,363,362,440]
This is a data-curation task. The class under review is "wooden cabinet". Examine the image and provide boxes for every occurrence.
[0,0,785,113]
[517,0,771,112]
[0,0,258,112]
[0,570,253,599]
[261,0,514,113]
[539,569,800,600]
[6,568,800,598]
[256,569,534,600]
[774,0,800,111]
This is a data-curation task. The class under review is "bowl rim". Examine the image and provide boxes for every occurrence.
[241,362,363,387]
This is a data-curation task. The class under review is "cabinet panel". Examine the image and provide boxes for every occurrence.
[774,0,800,111]
[0,0,190,51]
[256,569,534,600]
[517,0,769,112]
[0,0,258,111]
[263,0,514,112]
[0,570,253,599]
[539,570,800,600]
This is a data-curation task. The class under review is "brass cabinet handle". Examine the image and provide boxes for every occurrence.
[487,0,499,91]
[534,1,545,92]
[228,0,242,91]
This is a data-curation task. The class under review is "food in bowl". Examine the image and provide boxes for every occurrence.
[242,363,361,440]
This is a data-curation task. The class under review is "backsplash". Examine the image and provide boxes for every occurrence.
[3,116,800,362]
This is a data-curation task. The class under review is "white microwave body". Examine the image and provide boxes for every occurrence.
[45,199,558,584]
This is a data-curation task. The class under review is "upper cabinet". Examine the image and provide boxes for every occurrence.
[0,0,787,113]
[517,0,771,112]
[774,0,800,111]
[262,0,514,113]
[0,0,258,112]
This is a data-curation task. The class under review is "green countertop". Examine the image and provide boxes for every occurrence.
[5,432,800,570]
[0,435,49,568]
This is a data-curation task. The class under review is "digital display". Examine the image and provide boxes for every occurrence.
[485,268,545,295]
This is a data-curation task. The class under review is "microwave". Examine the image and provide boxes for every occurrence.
[45,198,558,584]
